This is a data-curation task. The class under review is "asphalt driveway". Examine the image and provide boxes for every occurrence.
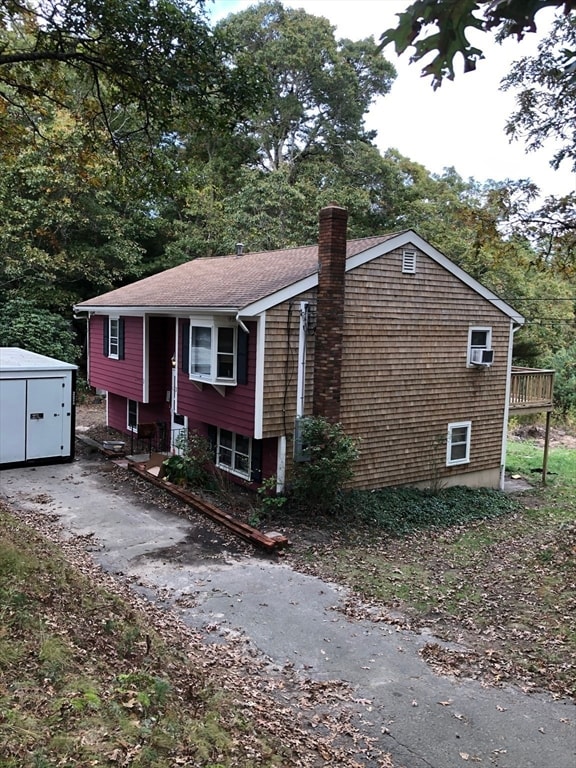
[0,451,574,768]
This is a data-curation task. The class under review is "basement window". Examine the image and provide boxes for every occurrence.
[127,399,138,433]
[446,421,471,466]
[216,428,251,479]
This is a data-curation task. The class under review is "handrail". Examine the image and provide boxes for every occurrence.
[509,367,555,411]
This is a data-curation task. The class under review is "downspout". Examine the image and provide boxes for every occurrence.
[235,312,250,335]
[500,320,521,489]
[296,301,309,418]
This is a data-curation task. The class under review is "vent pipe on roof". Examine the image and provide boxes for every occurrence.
[236,242,244,256]
[313,204,348,423]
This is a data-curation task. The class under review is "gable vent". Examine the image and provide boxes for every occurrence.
[402,249,417,274]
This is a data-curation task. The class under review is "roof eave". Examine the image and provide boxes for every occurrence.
[73,304,242,316]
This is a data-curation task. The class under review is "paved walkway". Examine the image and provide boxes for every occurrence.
[0,454,574,768]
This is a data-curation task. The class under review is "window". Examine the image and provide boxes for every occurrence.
[467,326,492,366]
[402,249,417,274]
[188,321,237,384]
[103,316,124,359]
[216,428,251,478]
[127,399,138,432]
[446,421,471,466]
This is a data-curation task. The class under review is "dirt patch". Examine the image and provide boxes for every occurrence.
[510,423,576,449]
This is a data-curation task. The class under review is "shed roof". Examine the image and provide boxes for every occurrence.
[0,347,77,373]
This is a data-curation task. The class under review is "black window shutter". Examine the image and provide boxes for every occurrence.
[182,320,190,372]
[237,328,248,385]
[118,318,125,360]
[103,316,109,356]
[207,424,217,462]
[250,439,263,483]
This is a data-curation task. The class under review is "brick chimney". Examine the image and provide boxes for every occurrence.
[313,204,348,422]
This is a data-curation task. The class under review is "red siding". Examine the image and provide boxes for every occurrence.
[177,319,256,436]
[89,315,143,401]
[261,438,278,482]
[107,393,169,437]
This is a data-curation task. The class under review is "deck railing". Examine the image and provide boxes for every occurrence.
[509,367,555,413]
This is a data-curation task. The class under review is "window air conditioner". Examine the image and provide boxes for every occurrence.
[470,348,494,366]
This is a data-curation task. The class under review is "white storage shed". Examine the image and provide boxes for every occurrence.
[0,347,77,467]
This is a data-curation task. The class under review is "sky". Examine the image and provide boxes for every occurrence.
[209,0,575,199]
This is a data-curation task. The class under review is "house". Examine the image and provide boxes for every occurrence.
[74,205,527,491]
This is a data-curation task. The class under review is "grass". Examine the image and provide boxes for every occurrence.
[286,439,576,698]
[0,504,297,768]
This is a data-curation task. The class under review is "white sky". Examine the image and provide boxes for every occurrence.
[210,0,575,198]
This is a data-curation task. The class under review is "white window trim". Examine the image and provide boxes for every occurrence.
[467,326,492,367]
[216,428,252,480]
[446,421,471,466]
[127,399,138,433]
[189,318,237,385]
[108,316,120,360]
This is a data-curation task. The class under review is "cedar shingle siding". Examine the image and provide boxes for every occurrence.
[263,246,510,490]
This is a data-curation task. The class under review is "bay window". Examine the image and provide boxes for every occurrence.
[188,321,237,384]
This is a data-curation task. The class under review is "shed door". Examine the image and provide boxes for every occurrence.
[26,378,68,460]
[0,379,27,463]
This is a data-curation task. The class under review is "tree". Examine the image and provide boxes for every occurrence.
[0,298,79,363]
[215,0,395,179]
[0,0,258,153]
[502,14,576,171]
[379,0,575,88]
[0,108,151,312]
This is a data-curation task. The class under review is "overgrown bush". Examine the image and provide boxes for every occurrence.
[162,430,213,488]
[288,417,359,514]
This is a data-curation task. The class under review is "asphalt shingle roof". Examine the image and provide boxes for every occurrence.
[76,234,399,311]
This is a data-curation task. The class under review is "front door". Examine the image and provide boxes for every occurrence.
[170,365,187,452]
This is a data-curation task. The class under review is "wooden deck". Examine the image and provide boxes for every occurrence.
[509,367,555,414]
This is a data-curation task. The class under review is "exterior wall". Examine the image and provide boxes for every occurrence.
[176,319,257,436]
[261,292,316,439]
[89,314,144,401]
[261,247,512,491]
[339,246,510,490]
[107,393,169,436]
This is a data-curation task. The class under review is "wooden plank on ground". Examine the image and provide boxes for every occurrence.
[128,462,289,553]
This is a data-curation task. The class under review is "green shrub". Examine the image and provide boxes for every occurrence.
[288,417,359,514]
[162,430,213,487]
[347,485,518,536]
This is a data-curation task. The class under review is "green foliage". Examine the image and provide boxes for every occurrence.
[289,418,359,514]
[162,430,213,488]
[257,476,287,516]
[0,297,79,363]
[216,0,395,175]
[347,486,519,536]
[546,344,576,416]
[380,0,575,88]
[503,14,576,172]
[0,0,256,154]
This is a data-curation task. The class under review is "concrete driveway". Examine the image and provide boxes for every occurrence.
[0,451,574,768]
